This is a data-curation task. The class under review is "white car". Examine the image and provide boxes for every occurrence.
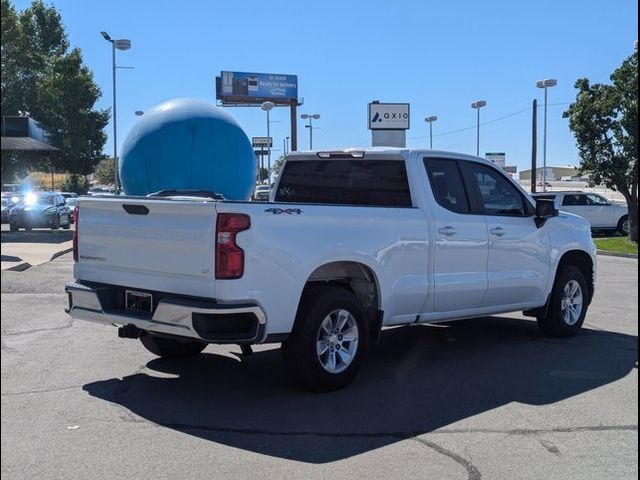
[532,191,629,235]
[66,148,597,390]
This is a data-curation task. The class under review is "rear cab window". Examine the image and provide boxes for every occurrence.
[275,159,412,207]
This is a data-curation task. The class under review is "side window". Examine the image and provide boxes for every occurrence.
[424,158,470,214]
[464,163,526,216]
[586,194,609,205]
[563,194,588,206]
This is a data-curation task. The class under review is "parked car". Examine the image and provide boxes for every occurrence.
[532,191,629,235]
[9,192,72,231]
[65,197,78,223]
[253,184,271,201]
[61,192,78,200]
[1,198,13,223]
[66,149,596,391]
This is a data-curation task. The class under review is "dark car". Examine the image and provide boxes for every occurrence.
[1,198,12,223]
[9,192,72,231]
[65,197,78,223]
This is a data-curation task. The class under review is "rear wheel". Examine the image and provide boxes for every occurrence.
[62,214,71,229]
[139,333,207,359]
[282,286,369,391]
[51,215,60,230]
[617,215,630,236]
[537,266,588,337]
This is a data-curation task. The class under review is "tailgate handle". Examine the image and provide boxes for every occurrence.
[122,204,149,215]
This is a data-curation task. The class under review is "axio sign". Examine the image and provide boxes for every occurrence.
[368,103,410,130]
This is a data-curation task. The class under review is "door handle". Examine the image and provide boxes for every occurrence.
[490,227,506,237]
[438,226,457,237]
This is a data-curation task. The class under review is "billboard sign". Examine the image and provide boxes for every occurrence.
[217,71,298,104]
[368,103,410,130]
[503,165,518,174]
[485,152,506,167]
[252,137,272,148]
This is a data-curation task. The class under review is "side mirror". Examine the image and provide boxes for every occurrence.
[535,198,558,227]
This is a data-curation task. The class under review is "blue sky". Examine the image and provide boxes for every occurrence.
[13,0,639,171]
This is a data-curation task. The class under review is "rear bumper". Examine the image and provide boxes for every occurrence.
[65,281,266,344]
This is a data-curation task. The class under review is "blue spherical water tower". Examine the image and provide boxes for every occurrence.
[119,98,256,200]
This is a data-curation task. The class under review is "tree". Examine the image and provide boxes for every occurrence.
[93,157,116,186]
[0,0,108,181]
[271,155,286,176]
[564,50,638,242]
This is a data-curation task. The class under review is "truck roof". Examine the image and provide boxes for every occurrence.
[286,148,494,165]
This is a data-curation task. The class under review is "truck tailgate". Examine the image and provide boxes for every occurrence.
[75,197,217,298]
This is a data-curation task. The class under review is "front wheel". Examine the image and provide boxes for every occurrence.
[617,215,630,236]
[139,333,207,359]
[537,266,588,337]
[51,215,60,230]
[282,286,369,391]
[62,214,71,229]
[9,222,19,232]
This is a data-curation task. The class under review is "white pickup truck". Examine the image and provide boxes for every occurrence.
[66,148,597,390]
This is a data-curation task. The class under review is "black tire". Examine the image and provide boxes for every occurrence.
[282,286,369,391]
[537,266,589,337]
[62,214,71,229]
[51,215,60,230]
[139,333,207,359]
[9,222,18,232]
[617,215,630,236]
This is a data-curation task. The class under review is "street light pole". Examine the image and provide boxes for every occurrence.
[261,101,275,181]
[300,114,320,150]
[424,116,437,149]
[471,100,487,156]
[101,32,131,192]
[536,79,557,192]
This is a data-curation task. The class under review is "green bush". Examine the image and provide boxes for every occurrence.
[60,174,88,194]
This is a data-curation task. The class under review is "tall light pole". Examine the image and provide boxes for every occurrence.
[300,113,320,149]
[471,100,487,156]
[536,79,557,192]
[424,116,437,149]
[261,101,275,180]
[101,31,131,192]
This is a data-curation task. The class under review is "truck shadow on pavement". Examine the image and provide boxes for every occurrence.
[83,317,638,464]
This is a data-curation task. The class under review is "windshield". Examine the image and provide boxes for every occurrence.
[24,193,56,206]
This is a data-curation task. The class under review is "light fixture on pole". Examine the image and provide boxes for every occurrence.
[134,110,144,116]
[536,78,557,192]
[101,31,131,192]
[261,101,275,180]
[424,116,438,149]
[300,113,320,150]
[470,100,487,156]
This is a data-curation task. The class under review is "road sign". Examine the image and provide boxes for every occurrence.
[486,152,506,167]
[254,149,269,156]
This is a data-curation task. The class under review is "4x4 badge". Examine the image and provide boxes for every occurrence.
[265,208,303,215]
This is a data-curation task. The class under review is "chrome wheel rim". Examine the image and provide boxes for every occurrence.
[561,280,583,326]
[316,309,359,374]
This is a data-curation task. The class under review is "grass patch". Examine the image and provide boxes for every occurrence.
[594,237,638,255]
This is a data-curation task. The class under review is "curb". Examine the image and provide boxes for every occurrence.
[6,262,32,272]
[51,248,73,261]
[597,250,638,259]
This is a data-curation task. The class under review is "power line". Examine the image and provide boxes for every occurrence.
[408,102,572,140]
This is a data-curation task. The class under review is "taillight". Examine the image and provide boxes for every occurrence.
[215,213,250,279]
[73,206,79,262]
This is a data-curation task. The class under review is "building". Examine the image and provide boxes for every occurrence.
[519,166,582,182]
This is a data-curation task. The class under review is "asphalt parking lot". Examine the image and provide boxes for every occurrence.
[1,253,637,480]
